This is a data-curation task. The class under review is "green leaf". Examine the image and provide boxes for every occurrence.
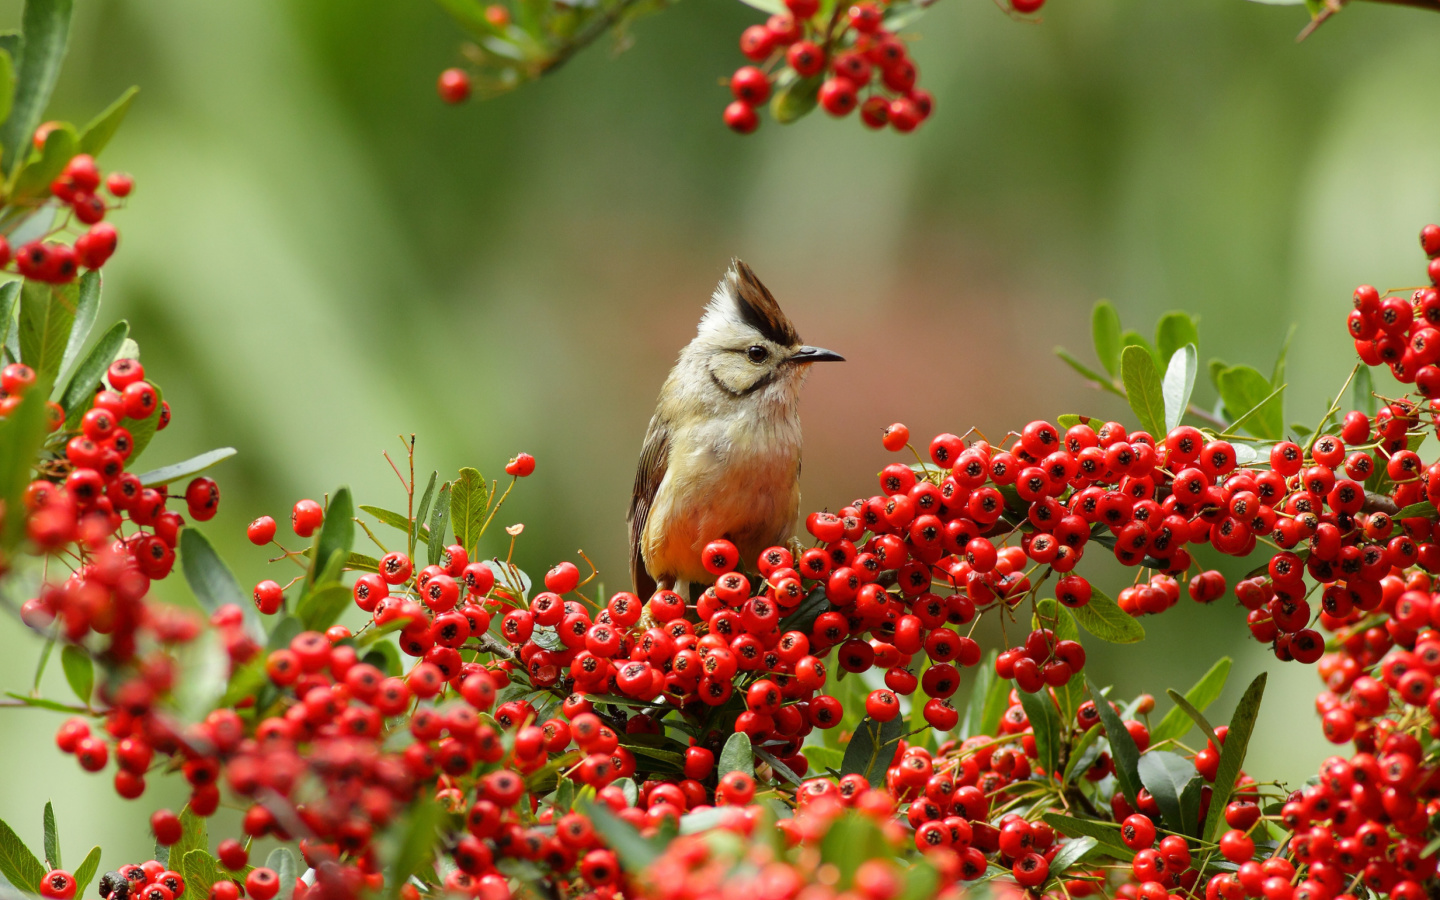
[1055,347,1125,397]
[1061,724,1102,785]
[962,649,1008,739]
[8,120,74,202]
[0,814,45,894]
[753,746,803,786]
[0,283,19,362]
[841,715,904,787]
[413,471,437,558]
[124,380,162,463]
[59,645,91,706]
[296,584,351,632]
[1165,689,1221,756]
[1121,330,1159,367]
[1271,324,1295,388]
[1353,365,1376,417]
[267,847,296,900]
[362,641,402,677]
[135,447,237,487]
[426,482,451,568]
[1208,357,1229,392]
[1087,679,1141,808]
[181,850,216,900]
[2,691,81,712]
[779,584,831,637]
[305,486,354,594]
[578,799,661,871]
[1217,365,1283,440]
[41,802,57,869]
[0,386,51,549]
[385,796,441,899]
[718,731,754,779]
[77,85,136,157]
[1155,312,1199,365]
[1137,750,1202,836]
[1162,345,1197,433]
[734,0,788,14]
[59,319,126,423]
[1396,501,1439,521]
[449,467,488,557]
[1049,836,1098,873]
[1071,586,1144,644]
[180,528,262,638]
[1203,673,1267,840]
[1033,599,1083,723]
[615,777,638,808]
[360,504,430,544]
[1091,301,1122,377]
[770,71,821,123]
[161,807,207,872]
[1041,813,1133,862]
[18,278,77,382]
[802,744,843,774]
[819,813,889,888]
[0,49,15,131]
[72,846,100,897]
[1150,657,1231,745]
[1121,345,1166,437]
[1017,689,1059,776]
[0,0,72,177]
[52,270,98,397]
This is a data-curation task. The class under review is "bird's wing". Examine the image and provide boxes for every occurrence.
[628,418,670,599]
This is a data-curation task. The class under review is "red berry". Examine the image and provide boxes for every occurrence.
[730,66,771,105]
[247,516,277,545]
[859,96,889,129]
[151,808,183,846]
[505,452,535,476]
[786,41,825,77]
[724,102,760,134]
[121,381,157,419]
[185,476,220,521]
[253,580,284,615]
[784,0,819,16]
[888,97,921,132]
[292,498,324,537]
[245,869,279,900]
[32,121,60,151]
[39,870,76,900]
[437,68,472,104]
[105,172,134,197]
[865,688,900,721]
[739,25,776,61]
[1011,0,1045,11]
[818,78,858,116]
[217,839,249,871]
[847,2,883,32]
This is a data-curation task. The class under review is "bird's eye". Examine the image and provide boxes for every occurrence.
[746,345,769,363]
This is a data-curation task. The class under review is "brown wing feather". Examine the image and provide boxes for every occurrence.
[628,418,669,599]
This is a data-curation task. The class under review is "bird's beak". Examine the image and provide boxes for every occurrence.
[789,345,845,364]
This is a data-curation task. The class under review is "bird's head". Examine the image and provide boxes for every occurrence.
[690,259,843,398]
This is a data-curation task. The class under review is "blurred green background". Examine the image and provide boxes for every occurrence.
[0,0,1438,870]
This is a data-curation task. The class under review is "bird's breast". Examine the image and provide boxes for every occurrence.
[643,410,803,583]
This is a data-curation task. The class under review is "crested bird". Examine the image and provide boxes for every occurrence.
[628,259,843,599]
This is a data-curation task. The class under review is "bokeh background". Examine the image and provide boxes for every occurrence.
[0,0,1438,869]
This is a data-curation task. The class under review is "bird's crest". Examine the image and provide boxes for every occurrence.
[700,259,800,346]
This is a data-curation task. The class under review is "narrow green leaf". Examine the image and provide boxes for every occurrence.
[770,71,821,123]
[1121,345,1166,437]
[59,319,126,422]
[1353,365,1376,416]
[961,652,994,739]
[1071,586,1145,644]
[18,278,77,382]
[426,482,451,568]
[1271,324,1296,387]
[1061,724,1102,785]
[979,652,1010,737]
[1162,344,1198,433]
[1049,836,1099,873]
[163,808,207,873]
[181,850,216,900]
[1203,673,1267,840]
[135,447,236,487]
[1150,657,1231,745]
[753,746,803,786]
[0,49,15,130]
[802,744,844,774]
[1087,679,1141,808]
[1033,599,1083,723]
[41,802,57,869]
[123,380,162,462]
[59,645,91,706]
[1396,501,1439,521]
[180,528,262,638]
[1055,347,1125,397]
[1091,300,1122,377]
[1041,812,1133,861]
[413,472,437,558]
[1155,312,1199,365]
[296,584,351,632]
[305,486,354,594]
[0,814,46,893]
[1017,689,1059,776]
[2,691,81,712]
[1165,690,1221,755]
[718,731,754,779]
[72,846,100,897]
[77,85,136,157]
[0,386,51,549]
[0,284,19,364]
[819,812,889,887]
[0,0,73,177]
[52,270,98,396]
[362,640,402,677]
[841,715,904,787]
[267,847,296,900]
[1217,365,1283,439]
[1137,750,1202,835]
[449,467,488,557]
[578,799,661,871]
[360,504,430,544]
[8,121,75,202]
[1121,330,1160,368]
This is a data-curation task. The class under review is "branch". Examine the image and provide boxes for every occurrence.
[1299,0,1440,41]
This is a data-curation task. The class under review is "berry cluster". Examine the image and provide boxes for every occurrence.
[8,134,130,282]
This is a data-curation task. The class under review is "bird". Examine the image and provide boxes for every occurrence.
[628,259,843,599]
